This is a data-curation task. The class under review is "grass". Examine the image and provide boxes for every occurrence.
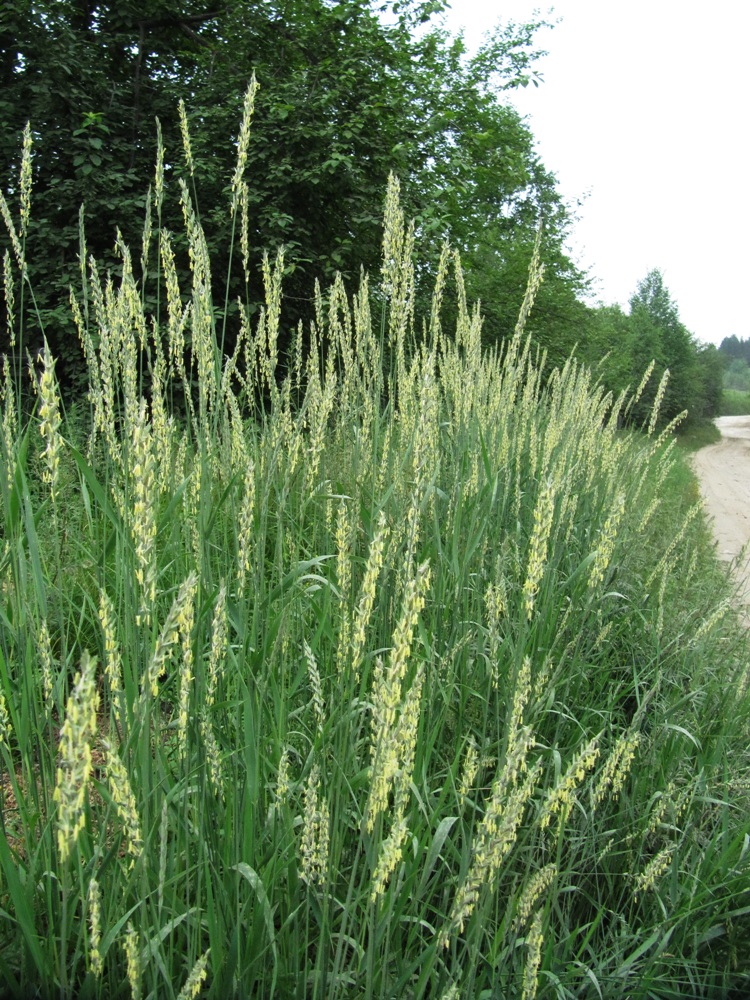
[1,97,749,999]
[720,388,750,416]
[675,418,721,451]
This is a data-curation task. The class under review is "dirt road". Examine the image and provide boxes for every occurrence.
[691,415,750,607]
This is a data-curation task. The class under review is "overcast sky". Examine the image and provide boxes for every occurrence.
[440,1,748,347]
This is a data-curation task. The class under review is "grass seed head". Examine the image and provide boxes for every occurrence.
[178,99,194,178]
[231,75,259,210]
[589,492,625,591]
[37,619,55,704]
[177,574,199,759]
[539,736,600,833]
[515,864,557,931]
[441,760,542,945]
[593,731,641,809]
[3,249,15,349]
[520,909,544,1000]
[54,650,99,864]
[351,511,389,680]
[130,399,157,625]
[370,814,409,902]
[105,741,144,867]
[123,922,141,1000]
[87,878,103,977]
[19,122,32,239]
[37,340,63,504]
[634,845,674,900]
[140,574,198,712]
[300,766,329,887]
[0,189,25,272]
[176,950,210,1000]
[458,737,480,811]
[648,368,670,435]
[522,481,556,620]
[0,688,11,747]
[207,583,228,708]
[200,713,224,800]
[304,640,326,736]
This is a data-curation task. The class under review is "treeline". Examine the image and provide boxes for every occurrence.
[574,270,724,426]
[718,337,750,396]
[719,335,750,364]
[0,0,723,425]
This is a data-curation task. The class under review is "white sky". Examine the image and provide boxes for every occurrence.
[440,0,749,346]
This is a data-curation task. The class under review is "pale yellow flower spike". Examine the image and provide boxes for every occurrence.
[19,122,33,241]
[351,511,389,682]
[130,398,157,626]
[231,75,259,212]
[539,735,600,833]
[367,561,431,832]
[37,340,63,505]
[105,741,144,867]
[54,651,99,864]
[0,689,12,747]
[439,760,542,947]
[458,737,480,811]
[515,864,557,932]
[589,492,625,591]
[138,573,198,715]
[648,368,670,435]
[87,878,103,978]
[37,619,55,703]
[176,950,210,1000]
[3,250,15,350]
[520,910,544,1000]
[0,190,25,272]
[123,922,141,1000]
[177,575,199,760]
[634,845,674,900]
[522,481,556,620]
[178,99,194,178]
[300,766,329,887]
[304,640,325,736]
[592,731,641,809]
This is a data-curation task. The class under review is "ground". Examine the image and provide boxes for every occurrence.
[691,415,750,610]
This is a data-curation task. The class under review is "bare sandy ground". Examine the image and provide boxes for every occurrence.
[691,415,750,607]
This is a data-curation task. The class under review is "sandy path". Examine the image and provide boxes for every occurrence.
[691,415,750,608]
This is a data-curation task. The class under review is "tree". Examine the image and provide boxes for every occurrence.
[719,335,750,364]
[627,269,701,424]
[1,0,580,390]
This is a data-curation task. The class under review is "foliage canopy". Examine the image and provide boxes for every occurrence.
[1,0,585,387]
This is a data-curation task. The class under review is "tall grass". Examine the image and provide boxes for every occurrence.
[1,94,749,999]
[720,388,750,416]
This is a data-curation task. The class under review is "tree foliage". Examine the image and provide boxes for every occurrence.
[1,0,582,390]
[719,335,750,365]
[580,270,721,425]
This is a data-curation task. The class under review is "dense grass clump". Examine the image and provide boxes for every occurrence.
[720,388,750,416]
[1,98,749,999]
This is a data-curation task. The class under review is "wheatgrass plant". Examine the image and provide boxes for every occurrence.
[54,650,99,865]
[1,101,749,1000]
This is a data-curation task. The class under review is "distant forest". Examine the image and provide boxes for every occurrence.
[719,336,750,364]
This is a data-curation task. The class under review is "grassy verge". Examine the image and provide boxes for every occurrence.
[675,418,721,451]
[1,102,749,999]
[720,388,750,415]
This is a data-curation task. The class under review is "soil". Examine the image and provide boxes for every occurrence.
[691,415,750,609]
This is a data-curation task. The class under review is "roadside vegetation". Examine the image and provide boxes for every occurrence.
[1,100,749,999]
[720,389,750,416]
[717,343,750,415]
[674,421,721,452]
